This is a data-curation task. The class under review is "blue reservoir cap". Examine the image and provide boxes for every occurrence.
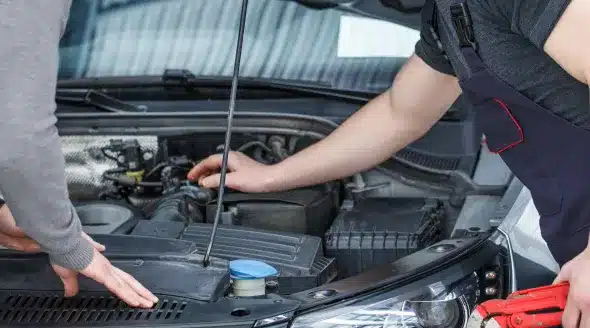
[229,259,278,280]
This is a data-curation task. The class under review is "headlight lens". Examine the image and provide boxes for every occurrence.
[291,273,480,328]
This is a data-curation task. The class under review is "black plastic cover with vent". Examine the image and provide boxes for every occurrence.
[324,198,445,278]
[131,221,337,294]
[395,117,480,175]
[0,291,300,327]
[0,291,192,326]
[0,235,229,303]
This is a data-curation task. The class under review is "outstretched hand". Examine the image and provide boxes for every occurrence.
[0,204,158,308]
[52,245,158,308]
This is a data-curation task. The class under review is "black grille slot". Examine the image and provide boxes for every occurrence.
[395,148,460,171]
[0,293,188,325]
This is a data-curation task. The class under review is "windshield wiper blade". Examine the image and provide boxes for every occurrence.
[55,89,145,112]
[57,71,377,104]
[162,69,376,102]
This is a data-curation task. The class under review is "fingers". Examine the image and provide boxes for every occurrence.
[555,265,577,328]
[52,264,80,297]
[113,266,158,303]
[0,232,40,253]
[0,205,26,237]
[187,154,223,181]
[82,232,105,252]
[105,266,146,308]
[81,251,156,308]
[197,170,212,185]
[562,300,581,328]
[101,266,155,308]
[0,205,40,252]
[554,262,573,285]
[0,224,26,238]
[200,173,222,188]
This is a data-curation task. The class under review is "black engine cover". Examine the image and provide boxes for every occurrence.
[0,235,229,303]
[205,183,339,237]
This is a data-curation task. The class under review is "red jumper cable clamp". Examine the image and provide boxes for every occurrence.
[466,282,569,328]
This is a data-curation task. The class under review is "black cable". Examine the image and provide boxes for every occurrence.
[144,162,168,179]
[203,0,249,267]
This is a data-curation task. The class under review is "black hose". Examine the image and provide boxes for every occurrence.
[237,140,272,153]
[270,141,288,160]
[253,146,271,164]
[144,162,167,179]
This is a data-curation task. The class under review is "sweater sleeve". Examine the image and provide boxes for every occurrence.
[0,0,93,270]
[0,135,94,270]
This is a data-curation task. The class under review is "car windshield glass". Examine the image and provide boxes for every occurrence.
[58,0,421,93]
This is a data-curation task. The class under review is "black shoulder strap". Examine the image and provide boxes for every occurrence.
[422,0,449,61]
[450,0,477,50]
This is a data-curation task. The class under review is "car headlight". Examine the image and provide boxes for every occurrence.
[291,273,482,328]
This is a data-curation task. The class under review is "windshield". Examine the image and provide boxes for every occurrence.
[58,0,421,93]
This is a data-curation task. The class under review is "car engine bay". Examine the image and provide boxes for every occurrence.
[56,127,511,297]
[0,119,515,326]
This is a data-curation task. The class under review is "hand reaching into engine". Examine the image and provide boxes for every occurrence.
[188,151,282,193]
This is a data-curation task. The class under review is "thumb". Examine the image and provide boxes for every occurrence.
[554,262,573,284]
[82,232,106,252]
[51,264,80,297]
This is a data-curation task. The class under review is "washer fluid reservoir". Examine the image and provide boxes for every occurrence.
[230,259,278,297]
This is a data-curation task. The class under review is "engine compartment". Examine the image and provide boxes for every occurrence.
[0,110,519,325]
[58,129,502,297]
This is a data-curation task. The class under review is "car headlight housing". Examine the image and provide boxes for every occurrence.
[290,272,487,328]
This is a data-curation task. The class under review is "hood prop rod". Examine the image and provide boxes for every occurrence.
[203,0,249,267]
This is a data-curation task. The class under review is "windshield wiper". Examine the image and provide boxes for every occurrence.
[55,89,145,112]
[57,70,378,104]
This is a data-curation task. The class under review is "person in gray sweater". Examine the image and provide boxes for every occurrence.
[0,0,157,308]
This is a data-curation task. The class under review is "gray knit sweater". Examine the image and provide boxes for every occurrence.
[0,0,93,270]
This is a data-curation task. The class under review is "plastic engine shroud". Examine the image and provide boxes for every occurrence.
[0,235,229,303]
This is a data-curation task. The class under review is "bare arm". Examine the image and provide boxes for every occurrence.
[189,54,461,192]
[543,0,590,85]
[541,2,590,328]
[265,54,461,191]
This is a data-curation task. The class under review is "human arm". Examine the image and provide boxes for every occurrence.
[0,130,156,307]
[189,53,461,191]
[0,0,156,307]
[542,0,590,85]
[0,135,94,268]
[262,54,461,191]
[537,1,590,327]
